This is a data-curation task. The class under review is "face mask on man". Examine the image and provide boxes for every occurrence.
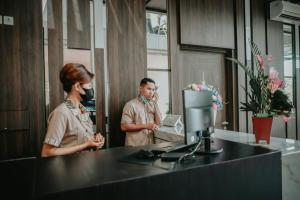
[80,87,94,101]
[139,95,151,105]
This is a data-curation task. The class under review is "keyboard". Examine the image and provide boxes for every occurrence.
[166,143,196,153]
[150,143,196,156]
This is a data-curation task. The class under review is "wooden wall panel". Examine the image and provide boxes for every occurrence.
[226,50,238,131]
[251,0,267,53]
[235,0,247,132]
[174,51,228,129]
[107,0,147,147]
[48,0,64,113]
[0,0,45,159]
[179,0,235,49]
[95,48,106,144]
[67,0,91,49]
[0,131,31,159]
[169,0,233,130]
[0,6,28,112]
[248,0,266,134]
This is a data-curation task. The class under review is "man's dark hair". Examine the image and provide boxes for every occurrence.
[140,78,155,86]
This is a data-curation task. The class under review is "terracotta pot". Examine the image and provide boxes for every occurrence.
[252,116,273,144]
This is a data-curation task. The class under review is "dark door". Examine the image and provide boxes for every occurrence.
[0,0,45,160]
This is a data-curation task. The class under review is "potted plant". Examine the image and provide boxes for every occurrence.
[227,42,293,144]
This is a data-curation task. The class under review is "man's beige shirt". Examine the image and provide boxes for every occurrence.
[121,98,162,146]
[43,103,94,148]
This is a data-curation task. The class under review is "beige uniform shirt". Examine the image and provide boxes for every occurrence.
[43,102,94,148]
[121,98,162,146]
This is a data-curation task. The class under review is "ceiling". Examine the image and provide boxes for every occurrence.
[146,0,167,11]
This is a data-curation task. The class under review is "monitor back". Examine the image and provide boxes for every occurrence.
[182,90,213,144]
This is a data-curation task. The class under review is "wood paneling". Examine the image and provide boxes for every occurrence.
[0,4,28,112]
[0,131,31,159]
[226,50,238,131]
[0,0,45,159]
[248,0,267,134]
[179,0,235,49]
[169,0,232,130]
[107,0,147,147]
[95,48,106,144]
[48,0,64,113]
[251,0,267,53]
[235,0,247,132]
[0,111,29,130]
[173,51,227,128]
[67,0,91,49]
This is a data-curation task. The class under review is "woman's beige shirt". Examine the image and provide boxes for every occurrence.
[44,103,94,147]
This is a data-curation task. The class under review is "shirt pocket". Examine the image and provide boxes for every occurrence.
[64,117,81,143]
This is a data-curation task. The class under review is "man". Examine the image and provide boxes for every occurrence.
[121,78,162,146]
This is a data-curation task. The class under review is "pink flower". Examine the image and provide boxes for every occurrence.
[282,115,290,123]
[256,55,265,69]
[212,103,218,110]
[268,83,278,93]
[268,67,285,93]
[269,67,279,80]
[267,55,273,61]
[198,84,205,91]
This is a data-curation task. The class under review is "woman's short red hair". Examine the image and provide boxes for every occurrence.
[60,63,94,92]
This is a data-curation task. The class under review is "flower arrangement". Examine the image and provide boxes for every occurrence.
[185,82,224,111]
[227,41,293,120]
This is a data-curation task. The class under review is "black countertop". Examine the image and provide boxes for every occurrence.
[0,139,281,200]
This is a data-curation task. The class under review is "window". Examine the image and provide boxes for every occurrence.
[146,11,170,116]
[283,24,295,104]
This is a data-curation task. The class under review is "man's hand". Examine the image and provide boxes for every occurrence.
[152,92,159,103]
[145,123,159,131]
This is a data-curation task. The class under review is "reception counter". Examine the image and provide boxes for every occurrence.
[155,127,300,200]
[0,138,281,200]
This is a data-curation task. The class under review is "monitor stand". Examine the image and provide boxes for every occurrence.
[195,131,223,154]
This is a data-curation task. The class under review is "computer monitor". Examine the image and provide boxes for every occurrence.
[182,90,223,154]
[182,90,213,145]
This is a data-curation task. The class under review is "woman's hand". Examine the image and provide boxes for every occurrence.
[94,133,105,148]
[86,133,105,149]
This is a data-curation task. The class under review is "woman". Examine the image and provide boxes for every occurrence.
[41,63,104,157]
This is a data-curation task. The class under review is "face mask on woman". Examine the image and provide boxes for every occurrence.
[80,87,94,101]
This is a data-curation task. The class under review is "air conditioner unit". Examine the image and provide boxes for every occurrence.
[270,0,300,23]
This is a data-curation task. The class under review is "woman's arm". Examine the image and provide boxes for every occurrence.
[41,139,101,157]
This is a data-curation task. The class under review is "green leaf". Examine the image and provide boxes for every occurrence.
[226,57,255,79]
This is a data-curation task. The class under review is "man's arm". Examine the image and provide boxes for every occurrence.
[153,102,162,125]
[121,123,157,132]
